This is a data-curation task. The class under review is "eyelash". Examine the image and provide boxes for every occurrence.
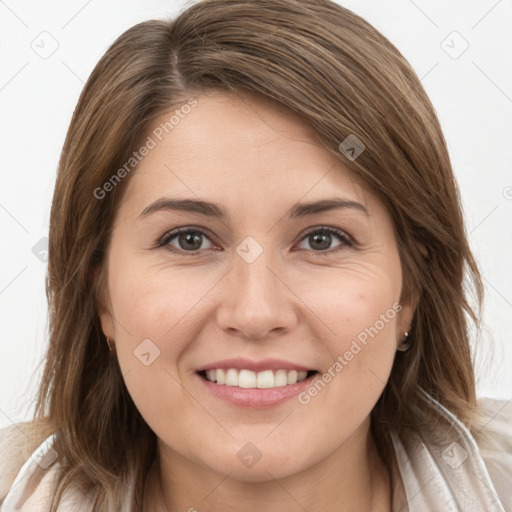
[156,226,354,257]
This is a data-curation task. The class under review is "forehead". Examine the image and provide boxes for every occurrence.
[118,91,377,219]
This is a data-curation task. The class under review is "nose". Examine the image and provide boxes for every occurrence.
[215,245,298,340]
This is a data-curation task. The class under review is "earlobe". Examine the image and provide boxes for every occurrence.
[397,331,411,352]
[396,242,425,344]
[397,280,419,346]
[397,301,414,339]
[99,310,115,340]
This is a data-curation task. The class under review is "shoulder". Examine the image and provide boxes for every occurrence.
[471,397,512,502]
[472,396,512,457]
[0,421,46,502]
[391,390,511,511]
[0,420,99,511]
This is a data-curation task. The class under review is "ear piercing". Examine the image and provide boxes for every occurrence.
[397,331,411,352]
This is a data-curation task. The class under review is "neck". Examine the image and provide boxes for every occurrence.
[144,421,391,512]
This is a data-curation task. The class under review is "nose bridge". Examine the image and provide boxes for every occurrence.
[234,235,281,307]
[216,235,295,338]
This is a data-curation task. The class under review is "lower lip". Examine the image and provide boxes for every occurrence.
[197,372,318,408]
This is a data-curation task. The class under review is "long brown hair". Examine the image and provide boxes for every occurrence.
[17,0,483,509]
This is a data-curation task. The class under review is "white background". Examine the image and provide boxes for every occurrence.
[1,0,511,430]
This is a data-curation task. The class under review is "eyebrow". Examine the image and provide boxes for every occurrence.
[137,196,369,221]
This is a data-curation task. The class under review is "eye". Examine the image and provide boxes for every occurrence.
[157,226,353,256]
[159,227,215,254]
[296,227,353,254]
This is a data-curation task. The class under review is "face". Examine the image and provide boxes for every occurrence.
[99,91,413,483]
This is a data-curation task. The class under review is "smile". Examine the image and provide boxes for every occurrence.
[196,357,320,407]
[201,368,316,389]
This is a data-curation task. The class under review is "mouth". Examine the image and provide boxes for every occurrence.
[195,358,321,407]
[198,368,319,389]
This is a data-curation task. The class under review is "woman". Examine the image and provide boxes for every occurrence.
[1,0,510,510]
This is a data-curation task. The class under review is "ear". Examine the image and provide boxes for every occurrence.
[396,240,426,344]
[99,309,116,341]
[417,240,428,259]
[90,262,116,340]
[396,275,419,342]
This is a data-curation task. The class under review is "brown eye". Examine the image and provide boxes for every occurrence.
[160,228,214,254]
[297,227,353,254]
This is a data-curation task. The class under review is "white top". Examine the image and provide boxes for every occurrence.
[1,389,511,511]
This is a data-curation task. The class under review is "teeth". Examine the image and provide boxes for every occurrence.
[256,370,274,388]
[216,368,225,385]
[239,369,257,388]
[274,369,288,387]
[287,370,297,384]
[225,368,238,386]
[204,368,311,388]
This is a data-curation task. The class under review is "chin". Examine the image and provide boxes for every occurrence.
[201,448,309,483]
[220,463,302,483]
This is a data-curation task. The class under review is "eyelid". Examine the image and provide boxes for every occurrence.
[300,226,353,244]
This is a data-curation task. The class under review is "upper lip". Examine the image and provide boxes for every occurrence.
[197,357,314,373]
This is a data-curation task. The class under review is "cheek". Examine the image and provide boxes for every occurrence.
[295,265,400,403]
[288,281,399,446]
[108,266,197,436]
[109,257,216,342]
[106,260,221,417]
[296,261,401,346]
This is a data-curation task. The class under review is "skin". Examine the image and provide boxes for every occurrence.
[99,91,414,511]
